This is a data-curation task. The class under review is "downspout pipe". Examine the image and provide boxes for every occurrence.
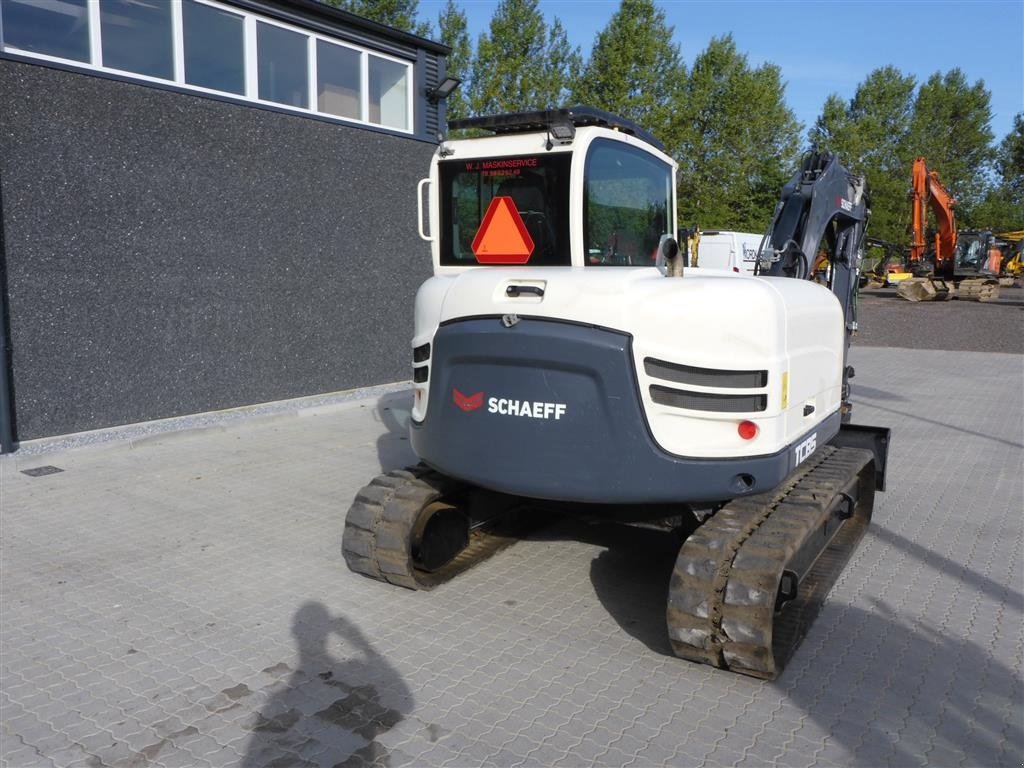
[0,179,16,454]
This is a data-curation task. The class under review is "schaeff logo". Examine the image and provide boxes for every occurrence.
[452,389,567,420]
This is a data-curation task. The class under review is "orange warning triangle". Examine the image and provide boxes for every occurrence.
[471,196,535,264]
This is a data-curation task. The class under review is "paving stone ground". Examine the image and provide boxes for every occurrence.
[1,346,1022,768]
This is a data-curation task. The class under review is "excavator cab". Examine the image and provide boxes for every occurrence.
[954,231,998,275]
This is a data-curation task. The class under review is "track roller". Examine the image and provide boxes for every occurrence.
[666,446,877,679]
[342,465,522,590]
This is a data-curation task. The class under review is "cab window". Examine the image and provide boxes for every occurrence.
[439,154,571,266]
[584,139,673,266]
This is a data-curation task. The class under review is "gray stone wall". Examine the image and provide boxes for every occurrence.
[0,59,435,440]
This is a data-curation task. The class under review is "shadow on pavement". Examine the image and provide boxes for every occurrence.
[870,525,1024,612]
[851,398,1024,449]
[586,523,681,656]
[781,599,1022,767]
[241,602,412,768]
[846,384,906,401]
[373,391,418,473]
[525,516,691,656]
[542,518,1022,766]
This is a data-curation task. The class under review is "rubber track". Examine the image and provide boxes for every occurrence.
[342,465,521,590]
[667,446,875,679]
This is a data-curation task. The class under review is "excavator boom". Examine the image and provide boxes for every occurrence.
[759,151,869,412]
[910,157,957,271]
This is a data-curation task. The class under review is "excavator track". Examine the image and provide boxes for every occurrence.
[342,465,522,590]
[667,446,876,679]
[956,277,1000,302]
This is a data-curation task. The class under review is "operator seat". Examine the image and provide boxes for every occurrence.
[496,172,557,264]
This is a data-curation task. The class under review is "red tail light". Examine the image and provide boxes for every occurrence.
[738,420,758,440]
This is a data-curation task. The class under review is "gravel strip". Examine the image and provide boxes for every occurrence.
[854,287,1024,354]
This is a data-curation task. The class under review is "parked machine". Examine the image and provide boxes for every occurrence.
[995,231,1024,284]
[899,157,1000,301]
[342,107,890,679]
[690,230,765,275]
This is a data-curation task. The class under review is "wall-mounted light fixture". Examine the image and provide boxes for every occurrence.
[426,77,461,104]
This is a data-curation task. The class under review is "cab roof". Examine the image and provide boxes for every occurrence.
[449,106,665,152]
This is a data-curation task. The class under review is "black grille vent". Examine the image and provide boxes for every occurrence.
[413,343,431,363]
[425,54,440,136]
[644,358,767,389]
[413,366,428,383]
[650,385,766,413]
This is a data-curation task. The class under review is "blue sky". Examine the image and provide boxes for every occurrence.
[418,0,1024,143]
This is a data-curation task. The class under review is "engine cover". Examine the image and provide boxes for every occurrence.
[410,316,839,504]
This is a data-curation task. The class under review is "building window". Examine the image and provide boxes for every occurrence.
[99,0,174,80]
[316,40,360,120]
[256,21,308,108]
[182,0,244,95]
[0,0,90,63]
[368,54,408,130]
[0,0,416,133]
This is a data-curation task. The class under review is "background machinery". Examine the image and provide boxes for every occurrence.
[995,230,1024,284]
[899,157,1001,301]
[342,107,890,680]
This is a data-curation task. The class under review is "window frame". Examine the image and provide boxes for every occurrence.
[582,136,675,268]
[180,0,246,96]
[0,0,416,134]
[98,0,176,81]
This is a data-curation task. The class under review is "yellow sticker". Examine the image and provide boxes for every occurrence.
[781,372,789,409]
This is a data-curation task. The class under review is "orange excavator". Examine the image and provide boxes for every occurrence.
[910,157,956,273]
[898,157,1000,301]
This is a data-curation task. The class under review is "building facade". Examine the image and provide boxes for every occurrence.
[0,0,451,450]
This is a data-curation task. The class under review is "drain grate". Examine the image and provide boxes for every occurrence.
[21,466,65,477]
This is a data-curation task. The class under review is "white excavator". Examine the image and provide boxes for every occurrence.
[342,107,890,679]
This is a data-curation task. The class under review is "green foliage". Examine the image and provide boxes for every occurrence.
[676,35,800,232]
[572,0,685,144]
[809,66,917,245]
[436,0,471,122]
[906,69,995,212]
[997,112,1024,203]
[324,0,430,37]
[469,0,582,115]
[809,67,1002,244]
[966,113,1024,231]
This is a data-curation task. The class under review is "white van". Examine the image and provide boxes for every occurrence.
[693,230,766,275]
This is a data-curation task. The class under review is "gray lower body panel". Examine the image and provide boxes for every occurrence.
[410,317,840,505]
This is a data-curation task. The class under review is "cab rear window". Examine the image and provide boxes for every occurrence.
[439,154,571,266]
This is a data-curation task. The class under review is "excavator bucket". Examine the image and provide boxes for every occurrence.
[897,277,951,301]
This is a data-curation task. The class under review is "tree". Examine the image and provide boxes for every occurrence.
[572,0,686,146]
[469,0,581,115]
[325,0,430,37]
[996,112,1024,204]
[809,67,917,245]
[969,113,1024,231]
[907,69,995,214]
[436,0,471,122]
[676,35,800,232]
